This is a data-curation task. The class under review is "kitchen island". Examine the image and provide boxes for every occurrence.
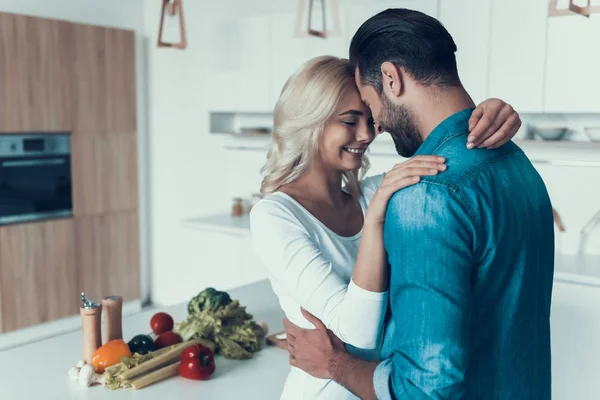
[0,280,289,400]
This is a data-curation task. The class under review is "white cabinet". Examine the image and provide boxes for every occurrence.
[488,0,548,112]
[545,15,600,113]
[439,0,492,105]
[269,10,348,108]
[551,281,600,400]
[205,11,271,112]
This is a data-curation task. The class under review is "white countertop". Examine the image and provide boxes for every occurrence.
[0,280,288,400]
[182,212,600,287]
[182,214,250,236]
[554,253,600,287]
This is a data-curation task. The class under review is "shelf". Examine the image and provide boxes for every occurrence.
[182,213,251,236]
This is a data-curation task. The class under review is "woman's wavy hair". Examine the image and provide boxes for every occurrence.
[260,55,370,196]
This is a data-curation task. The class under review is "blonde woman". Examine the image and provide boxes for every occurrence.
[250,56,520,400]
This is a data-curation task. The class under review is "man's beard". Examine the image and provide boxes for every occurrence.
[379,94,422,158]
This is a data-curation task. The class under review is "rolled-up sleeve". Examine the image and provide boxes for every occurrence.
[373,183,477,399]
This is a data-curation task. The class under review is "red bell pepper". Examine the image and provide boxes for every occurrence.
[178,344,216,380]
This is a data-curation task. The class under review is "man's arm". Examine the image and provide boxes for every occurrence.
[377,183,477,399]
[284,309,380,400]
[285,183,477,399]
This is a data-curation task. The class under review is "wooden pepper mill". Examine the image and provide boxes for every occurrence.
[102,295,123,343]
[80,293,102,364]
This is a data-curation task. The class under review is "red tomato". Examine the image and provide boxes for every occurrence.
[154,331,182,349]
[150,312,174,334]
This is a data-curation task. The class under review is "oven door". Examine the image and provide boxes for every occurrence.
[0,135,72,225]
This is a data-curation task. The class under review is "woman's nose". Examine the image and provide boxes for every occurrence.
[356,124,374,142]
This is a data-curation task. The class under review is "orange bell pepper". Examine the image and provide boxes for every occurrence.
[91,339,132,373]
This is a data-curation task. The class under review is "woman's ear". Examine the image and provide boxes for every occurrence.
[380,61,403,98]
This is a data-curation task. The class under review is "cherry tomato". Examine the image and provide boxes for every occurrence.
[150,312,174,334]
[154,331,182,349]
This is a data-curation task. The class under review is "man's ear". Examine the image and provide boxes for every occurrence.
[380,61,403,98]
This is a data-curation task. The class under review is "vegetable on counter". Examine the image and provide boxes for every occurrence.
[128,334,157,355]
[178,344,215,381]
[92,339,132,373]
[103,338,215,390]
[155,331,182,349]
[173,287,266,360]
[150,312,174,335]
[68,360,105,387]
[130,362,180,390]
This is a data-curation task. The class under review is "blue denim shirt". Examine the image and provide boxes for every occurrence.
[374,108,554,400]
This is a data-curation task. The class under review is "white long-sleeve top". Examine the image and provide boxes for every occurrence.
[249,174,387,400]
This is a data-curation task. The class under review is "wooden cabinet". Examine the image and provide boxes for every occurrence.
[545,15,600,113]
[551,281,600,400]
[71,132,138,216]
[0,219,78,332]
[0,13,73,132]
[75,211,140,304]
[71,23,137,133]
[439,0,492,105]
[488,0,548,112]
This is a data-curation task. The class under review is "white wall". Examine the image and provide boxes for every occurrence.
[0,0,151,305]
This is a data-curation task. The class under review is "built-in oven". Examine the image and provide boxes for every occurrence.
[0,133,72,225]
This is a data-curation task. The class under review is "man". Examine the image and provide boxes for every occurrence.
[284,8,554,400]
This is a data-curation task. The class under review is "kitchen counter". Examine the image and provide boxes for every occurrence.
[183,212,600,288]
[0,280,288,400]
[182,214,250,236]
[554,253,600,287]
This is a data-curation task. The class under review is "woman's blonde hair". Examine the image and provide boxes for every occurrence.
[260,55,370,196]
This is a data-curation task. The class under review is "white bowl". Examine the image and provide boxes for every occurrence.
[531,127,569,141]
[584,127,600,142]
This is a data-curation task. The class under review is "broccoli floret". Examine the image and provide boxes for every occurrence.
[187,287,232,315]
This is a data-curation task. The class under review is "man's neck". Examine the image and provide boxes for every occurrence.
[412,86,476,142]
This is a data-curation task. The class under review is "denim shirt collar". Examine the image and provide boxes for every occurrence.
[414,107,475,156]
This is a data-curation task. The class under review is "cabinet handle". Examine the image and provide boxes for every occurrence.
[2,158,65,168]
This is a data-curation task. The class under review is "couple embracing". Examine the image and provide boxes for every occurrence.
[250,8,554,400]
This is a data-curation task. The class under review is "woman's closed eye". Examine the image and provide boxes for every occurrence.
[342,120,357,126]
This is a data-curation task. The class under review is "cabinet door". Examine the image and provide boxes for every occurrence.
[488,0,547,112]
[551,281,600,400]
[545,16,600,113]
[269,7,348,108]
[71,132,138,216]
[204,10,271,112]
[439,0,492,104]
[0,13,73,132]
[0,219,78,332]
[71,23,137,133]
[75,211,140,303]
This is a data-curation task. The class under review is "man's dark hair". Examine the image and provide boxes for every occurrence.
[349,8,460,93]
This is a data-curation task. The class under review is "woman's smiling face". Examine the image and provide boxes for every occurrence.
[317,84,379,172]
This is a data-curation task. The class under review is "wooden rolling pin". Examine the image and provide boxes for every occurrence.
[102,295,123,343]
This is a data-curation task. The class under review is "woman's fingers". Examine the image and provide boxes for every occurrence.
[474,103,516,148]
[386,162,446,179]
[480,112,521,150]
[390,155,444,170]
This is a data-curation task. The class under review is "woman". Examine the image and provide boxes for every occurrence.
[250,56,520,399]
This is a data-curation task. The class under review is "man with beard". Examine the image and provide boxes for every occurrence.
[283,8,555,400]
